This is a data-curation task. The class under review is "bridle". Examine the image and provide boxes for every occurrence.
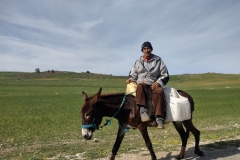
[81,92,135,131]
[81,104,99,130]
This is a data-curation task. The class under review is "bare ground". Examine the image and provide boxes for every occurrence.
[65,138,240,160]
[97,146,240,160]
[1,136,240,160]
[1,140,240,160]
[65,146,240,160]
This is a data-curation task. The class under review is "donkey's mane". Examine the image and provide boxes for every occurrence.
[100,92,125,98]
[97,92,127,106]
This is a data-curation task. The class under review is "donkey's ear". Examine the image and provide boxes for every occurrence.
[82,91,88,101]
[97,87,102,96]
[91,87,102,103]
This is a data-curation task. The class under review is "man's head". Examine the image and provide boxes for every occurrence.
[141,41,153,56]
[141,41,153,51]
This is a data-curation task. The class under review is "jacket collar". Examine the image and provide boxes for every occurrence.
[139,54,159,62]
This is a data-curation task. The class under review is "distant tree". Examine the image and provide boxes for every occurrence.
[47,70,50,73]
[51,70,55,73]
[86,71,90,74]
[35,68,40,73]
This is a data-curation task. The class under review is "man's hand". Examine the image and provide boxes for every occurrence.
[151,82,160,90]
[126,79,132,84]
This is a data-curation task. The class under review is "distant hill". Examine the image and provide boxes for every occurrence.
[1,71,239,92]
[0,71,126,79]
[1,72,239,83]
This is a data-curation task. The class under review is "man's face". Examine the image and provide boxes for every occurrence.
[142,47,152,56]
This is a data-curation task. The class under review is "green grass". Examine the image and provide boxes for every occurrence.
[0,72,240,159]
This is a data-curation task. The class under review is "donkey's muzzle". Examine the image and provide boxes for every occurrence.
[82,128,93,140]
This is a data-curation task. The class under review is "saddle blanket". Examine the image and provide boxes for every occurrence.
[126,83,191,122]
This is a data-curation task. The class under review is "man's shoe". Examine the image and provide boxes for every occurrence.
[156,117,164,129]
[140,106,150,122]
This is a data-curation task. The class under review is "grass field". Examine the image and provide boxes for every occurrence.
[0,72,240,159]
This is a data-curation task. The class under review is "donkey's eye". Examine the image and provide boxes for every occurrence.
[86,113,91,117]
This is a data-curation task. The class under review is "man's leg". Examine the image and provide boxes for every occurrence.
[152,87,165,129]
[136,83,150,122]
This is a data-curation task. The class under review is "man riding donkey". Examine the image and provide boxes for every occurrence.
[126,41,169,129]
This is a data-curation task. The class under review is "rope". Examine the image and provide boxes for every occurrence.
[82,91,135,133]
[99,92,135,132]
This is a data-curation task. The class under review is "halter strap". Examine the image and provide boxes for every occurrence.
[81,92,135,132]
[81,124,99,130]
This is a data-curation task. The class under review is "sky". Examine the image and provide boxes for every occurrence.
[0,0,240,76]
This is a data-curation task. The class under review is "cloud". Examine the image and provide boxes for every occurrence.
[0,0,240,75]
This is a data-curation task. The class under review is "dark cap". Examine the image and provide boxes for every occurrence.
[141,41,153,51]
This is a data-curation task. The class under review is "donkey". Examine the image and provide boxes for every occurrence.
[81,87,204,160]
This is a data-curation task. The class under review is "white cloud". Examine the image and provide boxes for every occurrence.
[0,0,240,75]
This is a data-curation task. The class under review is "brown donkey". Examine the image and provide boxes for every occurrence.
[81,88,204,160]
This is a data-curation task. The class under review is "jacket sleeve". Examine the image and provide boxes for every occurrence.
[128,61,138,81]
[156,60,169,87]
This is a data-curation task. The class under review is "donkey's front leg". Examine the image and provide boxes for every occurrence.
[110,123,126,160]
[138,123,157,160]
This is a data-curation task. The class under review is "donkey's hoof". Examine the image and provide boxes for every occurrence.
[109,154,116,160]
[151,155,157,160]
[195,150,204,157]
[175,155,184,160]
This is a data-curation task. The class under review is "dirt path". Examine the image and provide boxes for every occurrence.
[95,140,240,160]
[96,147,240,160]
[2,138,240,159]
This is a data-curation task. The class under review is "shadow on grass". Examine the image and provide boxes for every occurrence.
[160,139,240,160]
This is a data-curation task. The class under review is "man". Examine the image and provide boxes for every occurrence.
[126,41,169,129]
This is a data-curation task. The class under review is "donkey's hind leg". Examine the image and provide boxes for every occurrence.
[173,121,189,160]
[183,120,204,157]
[138,123,157,160]
[110,123,126,160]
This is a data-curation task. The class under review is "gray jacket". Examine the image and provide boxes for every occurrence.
[128,54,169,87]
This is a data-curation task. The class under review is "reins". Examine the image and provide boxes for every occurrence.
[81,92,135,132]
